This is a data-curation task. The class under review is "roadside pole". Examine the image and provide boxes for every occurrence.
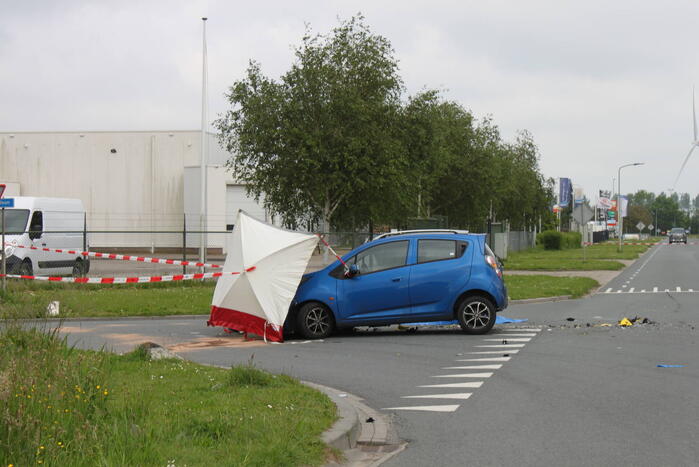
[2,207,6,292]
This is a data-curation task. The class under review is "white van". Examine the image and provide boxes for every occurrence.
[1,197,89,276]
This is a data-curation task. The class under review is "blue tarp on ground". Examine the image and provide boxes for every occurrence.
[403,316,528,327]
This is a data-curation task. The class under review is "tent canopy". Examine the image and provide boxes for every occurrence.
[208,211,318,342]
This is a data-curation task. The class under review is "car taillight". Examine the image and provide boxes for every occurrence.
[486,255,502,278]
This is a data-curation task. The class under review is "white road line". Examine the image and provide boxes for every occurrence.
[676,287,682,292]
[616,290,622,293]
[457,357,511,362]
[432,372,493,378]
[442,364,503,370]
[641,289,646,292]
[501,328,541,332]
[419,382,484,389]
[483,338,531,342]
[653,287,658,292]
[690,289,694,292]
[605,288,613,293]
[382,405,460,412]
[475,344,526,348]
[491,333,536,337]
[467,350,519,355]
[401,393,472,400]
[629,288,635,293]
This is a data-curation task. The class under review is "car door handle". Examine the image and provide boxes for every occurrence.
[391,277,401,282]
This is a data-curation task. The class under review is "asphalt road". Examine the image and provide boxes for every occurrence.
[55,240,699,466]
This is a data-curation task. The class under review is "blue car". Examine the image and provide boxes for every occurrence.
[287,230,508,339]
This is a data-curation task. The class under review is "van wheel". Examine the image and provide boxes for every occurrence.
[296,302,335,339]
[72,259,87,278]
[456,296,496,335]
[18,260,33,277]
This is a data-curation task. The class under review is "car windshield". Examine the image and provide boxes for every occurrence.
[0,209,30,234]
[670,228,685,233]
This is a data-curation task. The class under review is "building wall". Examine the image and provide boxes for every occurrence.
[0,130,244,248]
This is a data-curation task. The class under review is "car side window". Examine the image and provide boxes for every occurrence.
[353,240,409,274]
[418,239,467,263]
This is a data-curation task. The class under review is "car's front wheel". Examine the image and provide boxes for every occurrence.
[296,302,335,339]
[456,296,496,335]
[18,260,33,276]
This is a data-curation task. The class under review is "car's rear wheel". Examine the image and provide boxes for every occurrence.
[456,296,496,335]
[72,259,87,277]
[296,302,335,339]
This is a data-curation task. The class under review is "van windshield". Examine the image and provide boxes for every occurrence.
[0,209,30,234]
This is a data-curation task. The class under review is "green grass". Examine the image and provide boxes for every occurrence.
[504,242,653,271]
[0,324,336,466]
[505,275,599,299]
[0,280,215,319]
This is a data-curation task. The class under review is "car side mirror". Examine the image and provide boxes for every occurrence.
[345,264,360,278]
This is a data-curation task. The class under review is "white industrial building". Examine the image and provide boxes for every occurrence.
[0,130,272,251]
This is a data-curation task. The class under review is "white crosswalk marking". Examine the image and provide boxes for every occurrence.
[419,382,483,389]
[605,288,613,293]
[432,372,493,378]
[401,393,472,400]
[382,405,460,412]
[502,328,541,332]
[475,344,525,348]
[467,350,519,355]
[654,287,658,292]
[457,357,511,362]
[442,364,503,370]
[483,337,531,342]
[491,333,536,337]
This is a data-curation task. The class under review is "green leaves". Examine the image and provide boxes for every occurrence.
[216,14,552,232]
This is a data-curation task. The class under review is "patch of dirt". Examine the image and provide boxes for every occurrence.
[168,336,268,351]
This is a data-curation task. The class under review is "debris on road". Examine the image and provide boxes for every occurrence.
[619,318,633,326]
[566,317,575,322]
[657,364,685,368]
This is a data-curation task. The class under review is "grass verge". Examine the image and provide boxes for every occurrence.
[0,280,215,318]
[0,323,336,466]
[505,275,600,299]
[505,242,653,271]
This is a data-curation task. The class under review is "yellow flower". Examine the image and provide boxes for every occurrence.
[40,446,44,450]
[96,385,100,389]
[103,390,109,396]
[57,441,63,446]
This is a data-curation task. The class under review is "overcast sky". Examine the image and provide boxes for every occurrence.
[2,1,698,199]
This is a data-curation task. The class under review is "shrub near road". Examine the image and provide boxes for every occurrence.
[0,323,336,466]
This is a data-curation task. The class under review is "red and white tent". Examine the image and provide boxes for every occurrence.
[208,211,318,342]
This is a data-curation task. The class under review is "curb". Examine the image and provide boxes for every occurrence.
[7,314,211,323]
[303,381,361,451]
[510,295,571,305]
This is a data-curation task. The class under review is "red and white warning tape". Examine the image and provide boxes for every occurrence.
[4,243,222,269]
[0,266,256,284]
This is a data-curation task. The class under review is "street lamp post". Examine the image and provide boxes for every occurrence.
[617,162,644,251]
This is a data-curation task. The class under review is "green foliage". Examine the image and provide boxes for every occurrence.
[537,230,562,250]
[0,325,336,466]
[561,232,582,249]
[216,14,553,232]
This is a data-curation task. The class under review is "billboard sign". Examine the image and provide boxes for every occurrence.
[559,178,571,207]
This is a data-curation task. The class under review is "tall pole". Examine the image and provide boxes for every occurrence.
[2,208,5,292]
[617,163,644,251]
[199,17,209,267]
[617,169,622,251]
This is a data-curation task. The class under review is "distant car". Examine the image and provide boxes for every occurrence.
[668,227,687,244]
[287,230,508,339]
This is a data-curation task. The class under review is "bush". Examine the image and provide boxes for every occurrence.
[562,232,582,249]
[537,230,562,250]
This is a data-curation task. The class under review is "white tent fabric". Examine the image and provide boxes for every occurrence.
[208,211,318,342]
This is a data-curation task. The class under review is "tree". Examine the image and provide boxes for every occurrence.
[216,15,406,230]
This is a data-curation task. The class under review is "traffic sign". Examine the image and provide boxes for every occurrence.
[0,198,14,208]
[607,211,616,218]
[636,221,645,231]
[0,184,5,198]
[648,224,654,231]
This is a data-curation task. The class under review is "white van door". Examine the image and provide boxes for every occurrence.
[43,209,83,275]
